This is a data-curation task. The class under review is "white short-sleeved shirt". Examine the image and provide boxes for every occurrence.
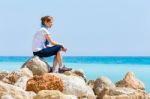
[32,27,49,52]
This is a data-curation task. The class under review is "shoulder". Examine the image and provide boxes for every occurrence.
[40,27,49,35]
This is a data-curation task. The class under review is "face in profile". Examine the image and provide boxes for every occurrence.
[44,21,53,28]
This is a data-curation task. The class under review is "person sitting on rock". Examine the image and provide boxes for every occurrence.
[32,16,72,73]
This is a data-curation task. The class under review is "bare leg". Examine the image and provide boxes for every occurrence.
[56,51,63,68]
[52,55,57,72]
[56,51,72,73]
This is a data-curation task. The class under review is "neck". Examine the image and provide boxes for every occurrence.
[41,24,48,28]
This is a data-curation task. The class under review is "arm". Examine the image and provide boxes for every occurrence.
[45,34,58,45]
[40,29,58,46]
[45,34,67,52]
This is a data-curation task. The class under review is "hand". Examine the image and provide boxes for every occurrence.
[62,46,67,52]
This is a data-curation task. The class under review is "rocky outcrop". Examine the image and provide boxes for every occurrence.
[94,76,115,96]
[94,72,149,99]
[14,76,30,90]
[26,73,64,93]
[87,80,95,89]
[0,71,9,80]
[2,68,33,84]
[96,87,149,99]
[116,71,145,90]
[64,69,86,82]
[33,90,77,99]
[107,87,136,95]
[0,58,150,99]
[102,89,149,99]
[56,73,96,99]
[73,69,86,81]
[22,56,50,75]
[26,72,95,98]
[0,81,36,99]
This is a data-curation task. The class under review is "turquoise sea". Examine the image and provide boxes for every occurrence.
[0,56,150,92]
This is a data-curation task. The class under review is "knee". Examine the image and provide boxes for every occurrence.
[56,45,62,50]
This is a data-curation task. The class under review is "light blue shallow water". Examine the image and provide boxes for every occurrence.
[0,56,150,92]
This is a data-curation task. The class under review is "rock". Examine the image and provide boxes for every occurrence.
[148,93,150,98]
[63,71,73,76]
[87,80,95,89]
[14,76,31,90]
[56,73,96,99]
[1,95,15,99]
[0,81,36,99]
[108,87,136,96]
[65,95,78,99]
[16,67,33,78]
[103,95,148,99]
[21,56,50,75]
[2,68,33,84]
[103,90,149,99]
[26,73,64,93]
[73,69,86,82]
[97,87,149,99]
[64,69,87,82]
[2,72,19,84]
[0,71,9,81]
[94,76,115,96]
[116,71,145,90]
[33,90,65,99]
[34,90,77,99]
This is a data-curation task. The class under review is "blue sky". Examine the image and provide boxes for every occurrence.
[0,0,150,56]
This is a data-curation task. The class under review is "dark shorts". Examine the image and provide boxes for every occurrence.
[33,45,62,58]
